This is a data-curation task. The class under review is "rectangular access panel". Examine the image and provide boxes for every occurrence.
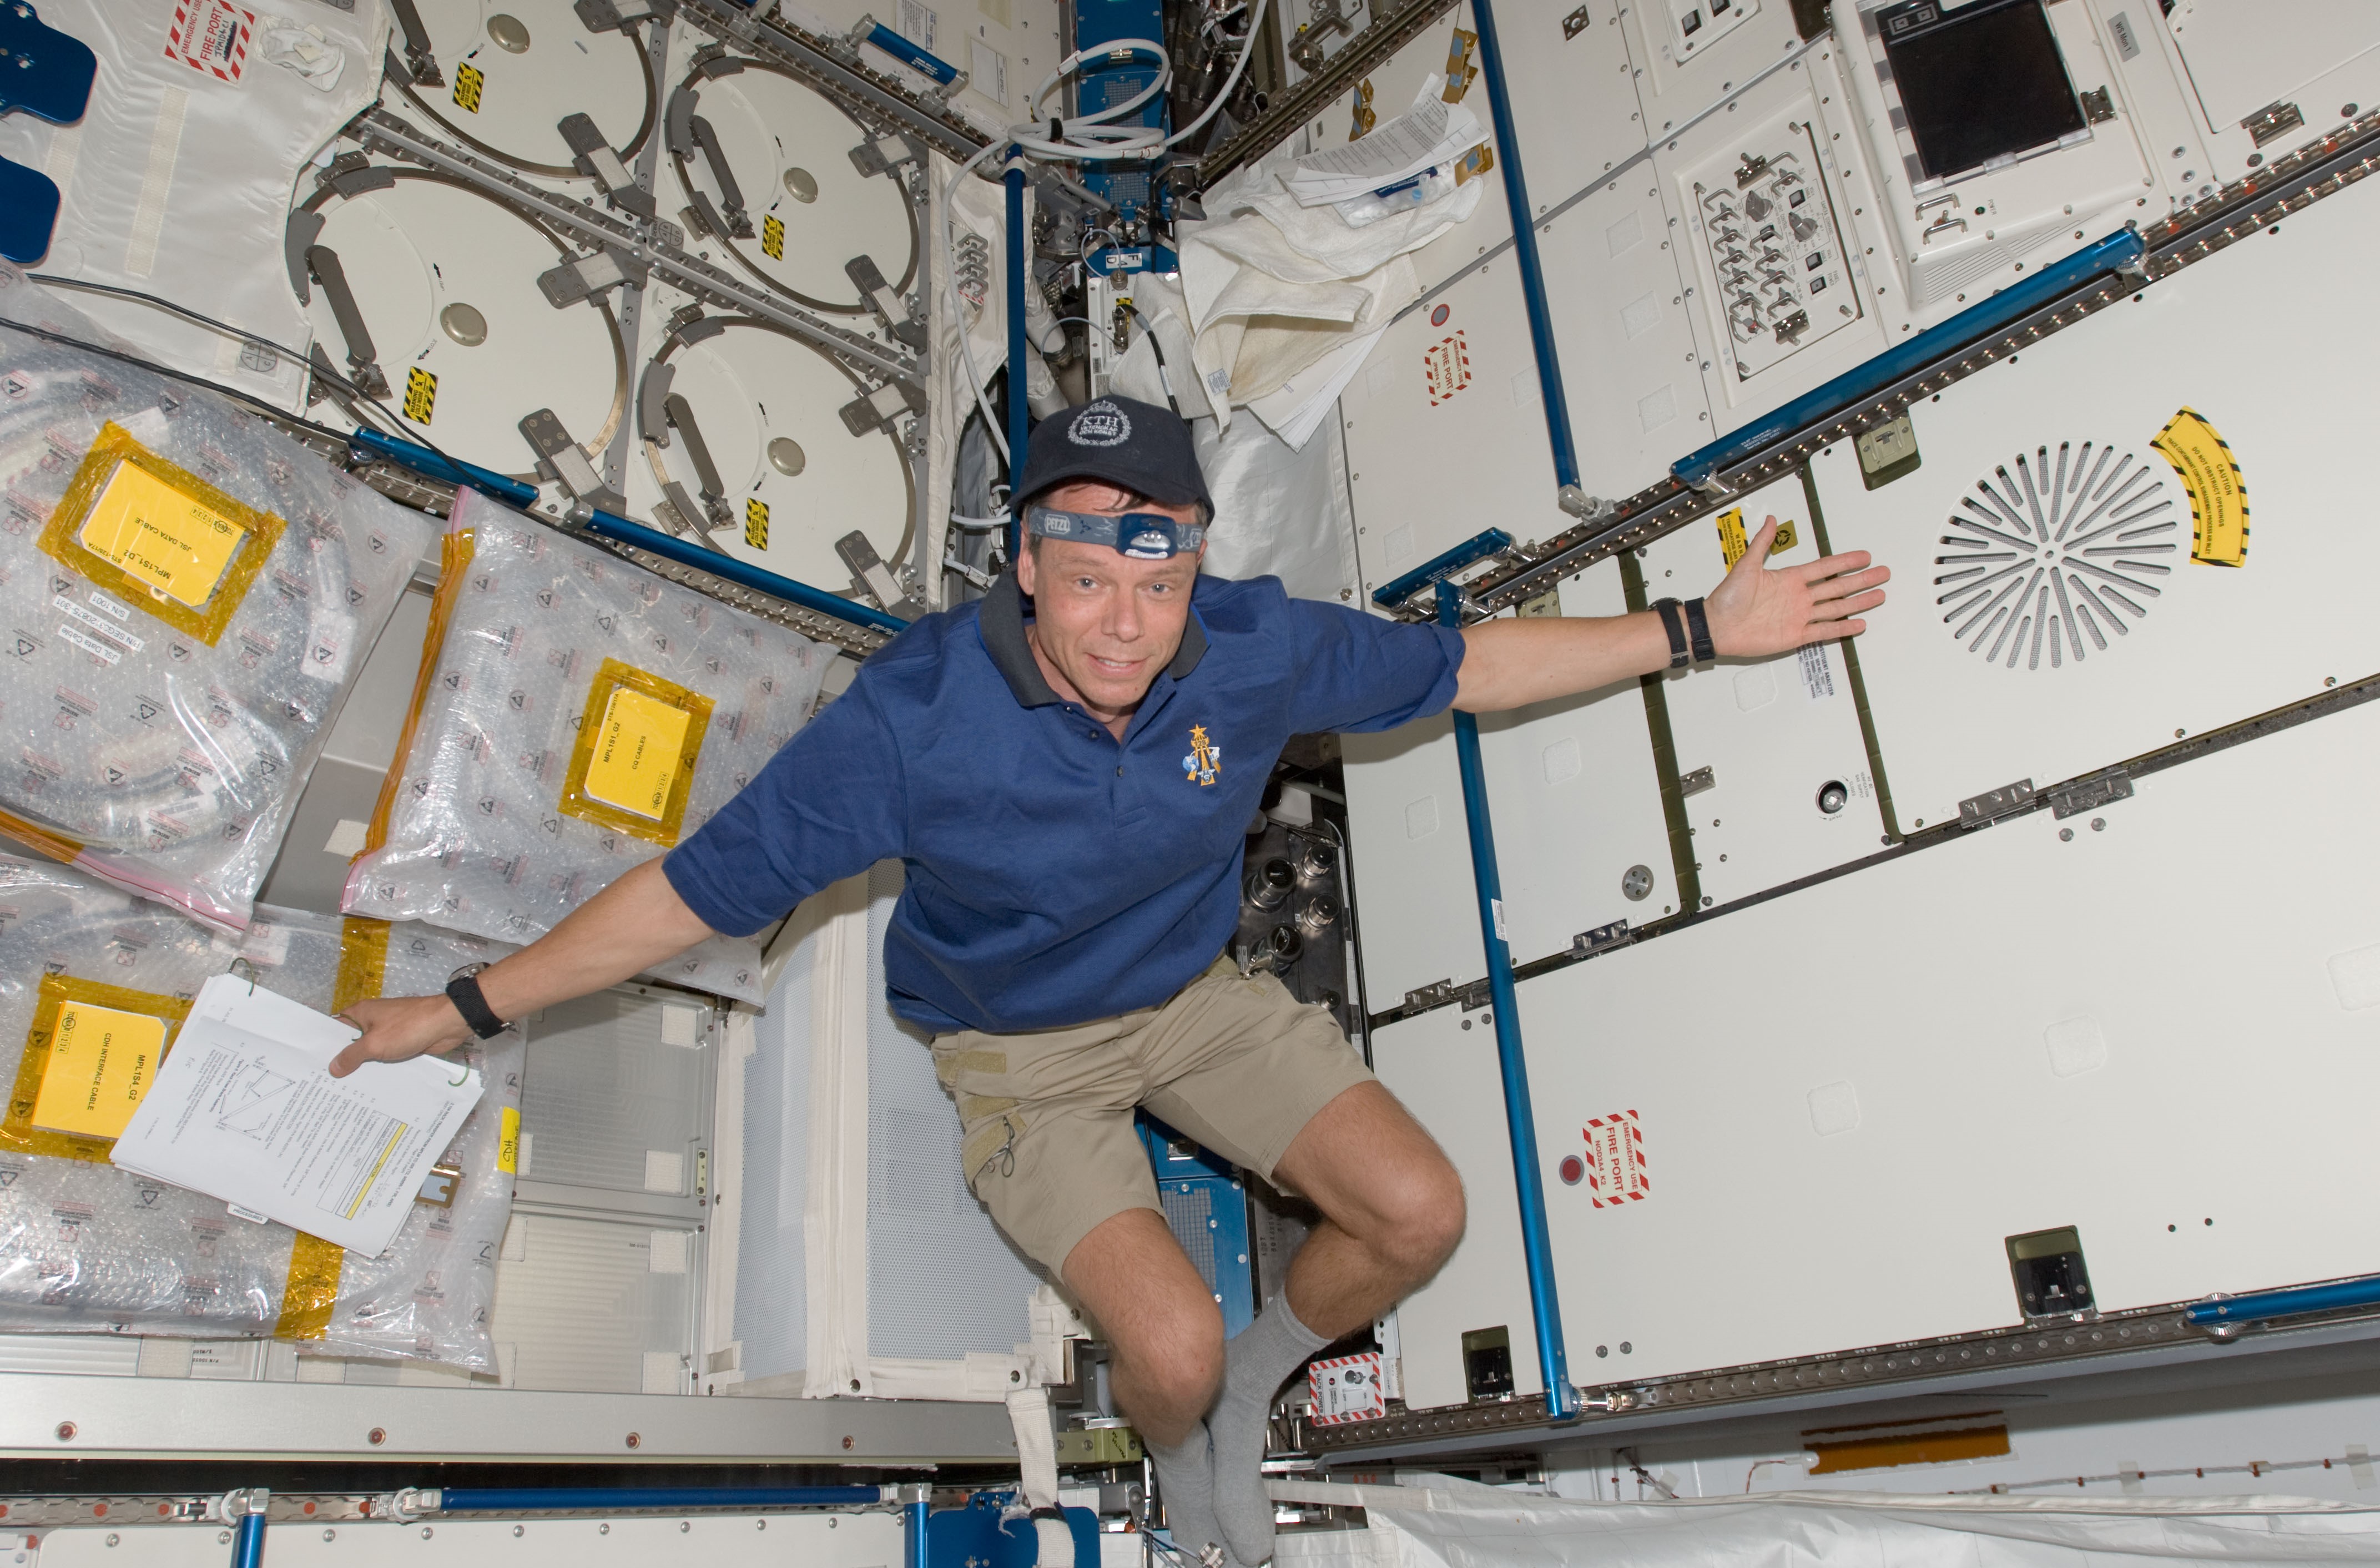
[1806,167,2380,834]
[1404,687,2380,1393]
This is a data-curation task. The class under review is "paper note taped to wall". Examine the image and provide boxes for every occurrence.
[2151,407,2248,566]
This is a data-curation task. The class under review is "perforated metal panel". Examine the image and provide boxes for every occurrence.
[488,1213,698,1394]
[519,992,709,1197]
[733,931,818,1383]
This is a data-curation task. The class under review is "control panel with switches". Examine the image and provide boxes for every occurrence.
[1686,125,1861,382]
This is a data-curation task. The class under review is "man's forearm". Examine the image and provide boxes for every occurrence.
[1452,613,1672,713]
[475,859,719,1023]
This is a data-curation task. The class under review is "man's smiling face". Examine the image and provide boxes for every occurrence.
[1015,481,1204,729]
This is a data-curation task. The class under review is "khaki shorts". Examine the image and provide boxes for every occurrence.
[931,955,1374,1277]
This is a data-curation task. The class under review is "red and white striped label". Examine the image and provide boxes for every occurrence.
[165,0,255,83]
[1582,1110,1648,1209]
[1307,1352,1393,1425]
[1423,332,1472,406]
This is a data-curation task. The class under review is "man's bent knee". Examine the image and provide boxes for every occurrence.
[1378,1153,1466,1282]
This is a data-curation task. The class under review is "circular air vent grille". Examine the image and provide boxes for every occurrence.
[1936,442,2177,670]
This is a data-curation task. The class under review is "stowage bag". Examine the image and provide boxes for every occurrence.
[0,851,522,1370]
[344,489,829,1003]
[0,268,437,929]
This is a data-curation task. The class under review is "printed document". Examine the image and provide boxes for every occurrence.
[112,975,483,1256]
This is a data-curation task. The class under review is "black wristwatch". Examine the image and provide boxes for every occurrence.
[445,964,510,1040]
[1651,598,1691,671]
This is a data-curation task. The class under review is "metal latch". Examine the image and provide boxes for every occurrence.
[2079,86,2115,124]
[1958,779,2034,828]
[2046,767,2132,820]
[1679,765,1717,799]
[2242,100,2306,148]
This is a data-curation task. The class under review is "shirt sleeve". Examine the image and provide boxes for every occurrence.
[663,675,908,937]
[1283,596,1469,735]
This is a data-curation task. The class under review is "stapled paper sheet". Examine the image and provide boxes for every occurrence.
[110,975,483,1256]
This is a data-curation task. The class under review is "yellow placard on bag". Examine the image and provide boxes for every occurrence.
[2,975,191,1162]
[39,423,286,646]
[557,659,714,846]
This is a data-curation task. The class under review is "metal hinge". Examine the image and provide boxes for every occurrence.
[2242,100,2306,148]
[1680,765,1717,799]
[1403,979,1459,1010]
[2046,767,2134,820]
[2079,86,2116,125]
[1571,920,1632,957]
[1958,778,2034,828]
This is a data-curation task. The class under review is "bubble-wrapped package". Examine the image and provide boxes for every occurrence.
[0,268,439,930]
[344,490,829,1002]
[0,851,523,1369]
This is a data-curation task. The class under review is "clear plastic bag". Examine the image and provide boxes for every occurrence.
[0,268,438,930]
[0,851,522,1370]
[345,490,830,1003]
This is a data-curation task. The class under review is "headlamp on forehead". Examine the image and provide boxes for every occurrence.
[1026,506,1207,559]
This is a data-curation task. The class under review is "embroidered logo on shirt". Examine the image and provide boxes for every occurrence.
[1183,724,1221,787]
[1068,400,1132,447]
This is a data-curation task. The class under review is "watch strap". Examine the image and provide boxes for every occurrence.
[1651,597,1690,672]
[1682,597,1717,664]
[445,967,508,1040]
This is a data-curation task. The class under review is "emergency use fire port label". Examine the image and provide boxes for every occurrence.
[1424,332,1472,406]
[1582,1108,1648,1209]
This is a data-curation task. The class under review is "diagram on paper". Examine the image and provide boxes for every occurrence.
[212,1062,297,1140]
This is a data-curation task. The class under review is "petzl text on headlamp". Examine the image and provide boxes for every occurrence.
[1026,507,1207,559]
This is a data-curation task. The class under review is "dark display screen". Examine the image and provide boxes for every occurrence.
[1877,0,2089,183]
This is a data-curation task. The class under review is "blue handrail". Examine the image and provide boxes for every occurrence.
[1468,0,1580,494]
[864,21,962,85]
[1436,581,1573,1419]
[2185,1275,2380,1332]
[436,1485,891,1511]
[1671,228,2147,487]
[576,507,912,636]
[347,428,538,509]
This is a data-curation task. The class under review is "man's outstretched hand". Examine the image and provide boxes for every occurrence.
[1701,515,1889,659]
[329,994,474,1078]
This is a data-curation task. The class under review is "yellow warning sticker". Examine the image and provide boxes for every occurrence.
[498,1106,521,1173]
[2150,406,2248,566]
[404,365,437,425]
[744,496,770,549]
[452,60,485,113]
[1716,506,1797,570]
[584,685,694,821]
[761,213,786,260]
[30,1001,169,1141]
[78,459,247,609]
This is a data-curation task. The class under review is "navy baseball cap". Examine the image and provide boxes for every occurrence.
[1013,396,1214,523]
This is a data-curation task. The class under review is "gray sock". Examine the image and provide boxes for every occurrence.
[1150,1421,1224,1567]
[1211,1297,1328,1564]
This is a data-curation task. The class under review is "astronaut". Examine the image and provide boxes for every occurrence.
[335,395,1885,1566]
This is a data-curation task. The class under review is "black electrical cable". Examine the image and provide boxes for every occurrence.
[0,313,362,450]
[19,273,469,470]
[1118,299,1183,417]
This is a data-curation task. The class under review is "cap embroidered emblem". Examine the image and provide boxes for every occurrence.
[1183,724,1221,787]
[1068,400,1133,447]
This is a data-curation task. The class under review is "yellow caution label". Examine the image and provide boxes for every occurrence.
[2151,406,2248,566]
[404,365,438,425]
[498,1106,521,1173]
[1442,30,1478,102]
[1716,506,1797,569]
[583,685,694,821]
[1350,78,1376,140]
[78,459,247,609]
[762,213,786,260]
[31,1001,169,1140]
[452,60,485,113]
[744,496,770,550]
[1454,142,1494,186]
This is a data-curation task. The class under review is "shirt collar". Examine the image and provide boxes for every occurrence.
[977,571,1211,710]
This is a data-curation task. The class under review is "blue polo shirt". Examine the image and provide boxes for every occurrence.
[663,572,1466,1034]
